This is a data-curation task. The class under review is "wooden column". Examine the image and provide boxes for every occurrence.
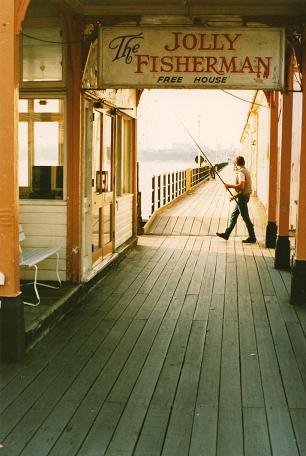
[291,27,306,305]
[274,58,293,270]
[0,0,26,360]
[66,17,82,282]
[265,91,279,247]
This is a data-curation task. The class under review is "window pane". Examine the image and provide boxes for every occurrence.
[34,122,59,165]
[22,27,63,82]
[18,122,28,186]
[18,100,28,113]
[123,120,132,193]
[93,113,101,192]
[34,99,60,113]
[103,115,112,192]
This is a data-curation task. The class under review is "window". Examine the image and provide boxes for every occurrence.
[123,119,133,193]
[115,116,134,196]
[22,27,63,82]
[18,98,64,199]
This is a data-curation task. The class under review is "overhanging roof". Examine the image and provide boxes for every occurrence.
[61,0,305,22]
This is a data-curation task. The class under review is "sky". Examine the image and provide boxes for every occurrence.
[137,89,255,151]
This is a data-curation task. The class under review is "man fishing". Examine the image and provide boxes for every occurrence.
[216,155,257,243]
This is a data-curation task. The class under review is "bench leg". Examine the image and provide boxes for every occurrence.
[23,264,41,306]
[22,253,62,307]
[36,252,62,289]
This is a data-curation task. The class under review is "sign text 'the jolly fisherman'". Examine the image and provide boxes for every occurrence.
[109,31,272,78]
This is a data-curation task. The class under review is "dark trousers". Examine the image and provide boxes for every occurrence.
[225,195,256,239]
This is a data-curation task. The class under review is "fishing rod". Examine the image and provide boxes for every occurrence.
[177,117,237,201]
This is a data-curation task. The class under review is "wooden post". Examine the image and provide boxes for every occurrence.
[291,26,306,305]
[274,57,293,270]
[186,169,192,192]
[66,17,82,282]
[265,91,279,248]
[0,0,26,360]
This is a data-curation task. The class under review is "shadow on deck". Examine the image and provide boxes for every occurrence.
[1,170,305,456]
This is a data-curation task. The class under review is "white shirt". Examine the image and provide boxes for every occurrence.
[237,170,245,183]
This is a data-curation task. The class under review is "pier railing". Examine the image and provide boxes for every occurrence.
[151,162,227,215]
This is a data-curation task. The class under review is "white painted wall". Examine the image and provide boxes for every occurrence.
[19,201,67,281]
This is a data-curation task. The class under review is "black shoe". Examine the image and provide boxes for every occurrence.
[242,237,257,243]
[216,232,229,240]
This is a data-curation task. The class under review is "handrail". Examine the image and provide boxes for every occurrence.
[150,162,227,215]
[152,170,186,215]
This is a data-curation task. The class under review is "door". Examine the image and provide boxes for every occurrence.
[91,110,114,264]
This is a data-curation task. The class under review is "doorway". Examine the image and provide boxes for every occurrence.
[91,109,114,264]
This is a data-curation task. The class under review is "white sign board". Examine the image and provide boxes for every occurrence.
[99,27,285,90]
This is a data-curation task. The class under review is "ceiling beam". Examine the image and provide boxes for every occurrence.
[63,1,305,18]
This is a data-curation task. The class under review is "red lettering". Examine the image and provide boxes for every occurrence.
[239,56,255,73]
[135,55,150,73]
[211,34,224,51]
[182,34,197,50]
[160,56,173,72]
[219,56,237,73]
[192,56,204,72]
[223,34,241,50]
[206,56,222,75]
[257,57,271,78]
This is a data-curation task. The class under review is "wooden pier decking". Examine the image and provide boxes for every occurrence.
[1,173,306,455]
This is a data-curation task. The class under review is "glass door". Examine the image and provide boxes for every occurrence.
[92,111,114,264]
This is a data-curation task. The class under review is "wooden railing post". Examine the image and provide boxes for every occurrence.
[186,169,192,192]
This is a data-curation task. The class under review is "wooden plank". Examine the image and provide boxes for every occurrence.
[75,402,124,456]
[133,311,198,455]
[219,321,241,409]
[0,315,117,449]
[173,238,201,297]
[235,238,251,296]
[224,293,238,322]
[212,239,226,295]
[161,321,207,456]
[243,407,271,456]
[239,321,265,408]
[244,246,263,294]
[217,407,244,456]
[19,318,145,455]
[264,296,306,409]
[188,237,210,296]
[255,325,288,407]
[252,247,276,296]
[190,216,202,235]
[266,406,300,456]
[196,295,224,408]
[1,322,116,453]
[133,405,171,456]
[171,216,185,235]
[150,215,169,235]
[225,238,237,296]
[286,322,306,385]
[162,216,179,235]
[189,406,218,456]
[181,216,195,235]
[250,292,269,327]
[103,318,178,456]
[291,408,306,456]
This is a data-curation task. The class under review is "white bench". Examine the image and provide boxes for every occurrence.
[19,225,62,306]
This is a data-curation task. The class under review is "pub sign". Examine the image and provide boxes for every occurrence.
[98,27,285,90]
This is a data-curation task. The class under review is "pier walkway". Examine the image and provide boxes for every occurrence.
[146,166,267,239]
[1,169,306,455]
